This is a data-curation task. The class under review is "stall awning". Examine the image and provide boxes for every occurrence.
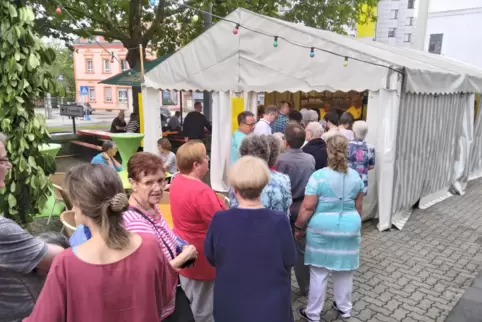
[100,56,169,86]
[143,8,482,94]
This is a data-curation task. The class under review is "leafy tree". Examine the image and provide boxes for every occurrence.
[284,0,379,34]
[32,0,378,111]
[41,42,75,98]
[0,1,58,224]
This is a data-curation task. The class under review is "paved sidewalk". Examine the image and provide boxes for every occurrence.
[291,179,482,322]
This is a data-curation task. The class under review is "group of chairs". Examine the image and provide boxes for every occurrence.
[48,171,230,237]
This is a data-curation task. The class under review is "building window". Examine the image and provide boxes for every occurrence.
[406,17,413,26]
[390,10,398,19]
[103,59,111,73]
[104,87,112,102]
[118,88,128,103]
[404,33,412,43]
[388,28,396,38]
[86,59,93,73]
[120,59,128,71]
[88,87,95,102]
[428,34,443,54]
[408,0,415,9]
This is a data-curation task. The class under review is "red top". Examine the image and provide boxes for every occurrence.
[24,234,177,322]
[169,175,226,280]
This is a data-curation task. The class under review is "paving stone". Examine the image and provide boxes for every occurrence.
[290,179,482,321]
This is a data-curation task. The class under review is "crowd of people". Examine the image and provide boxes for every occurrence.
[0,101,376,322]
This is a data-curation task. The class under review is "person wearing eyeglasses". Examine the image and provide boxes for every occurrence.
[230,111,256,166]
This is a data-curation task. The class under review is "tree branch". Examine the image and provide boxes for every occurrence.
[142,0,166,43]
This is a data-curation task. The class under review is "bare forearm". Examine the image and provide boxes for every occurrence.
[112,158,121,169]
[295,208,314,228]
[36,244,64,276]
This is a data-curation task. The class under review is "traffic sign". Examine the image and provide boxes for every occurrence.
[80,86,89,96]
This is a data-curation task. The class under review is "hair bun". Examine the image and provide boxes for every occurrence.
[110,193,129,212]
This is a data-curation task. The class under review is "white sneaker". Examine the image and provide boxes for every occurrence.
[333,302,351,319]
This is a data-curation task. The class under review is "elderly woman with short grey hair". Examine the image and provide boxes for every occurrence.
[301,109,319,127]
[228,134,292,214]
[303,122,328,170]
[347,120,375,195]
[272,132,286,153]
[264,134,282,170]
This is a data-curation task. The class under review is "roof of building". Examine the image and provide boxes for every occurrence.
[99,56,169,86]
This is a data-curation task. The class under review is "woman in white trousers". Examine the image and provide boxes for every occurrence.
[294,135,364,321]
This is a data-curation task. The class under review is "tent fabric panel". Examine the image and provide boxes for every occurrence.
[469,99,482,175]
[392,93,465,215]
[210,91,232,193]
[364,89,401,231]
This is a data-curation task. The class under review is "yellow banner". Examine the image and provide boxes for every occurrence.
[138,93,144,147]
[357,4,376,38]
[231,97,245,134]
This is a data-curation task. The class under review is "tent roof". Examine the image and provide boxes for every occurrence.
[100,56,168,86]
[144,8,482,94]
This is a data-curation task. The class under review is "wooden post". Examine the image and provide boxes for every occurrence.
[139,44,145,80]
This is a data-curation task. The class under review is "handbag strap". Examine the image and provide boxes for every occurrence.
[128,206,175,260]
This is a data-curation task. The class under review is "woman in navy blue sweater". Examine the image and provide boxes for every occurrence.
[205,156,297,322]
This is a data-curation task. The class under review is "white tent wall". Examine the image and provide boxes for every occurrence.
[469,102,482,180]
[210,91,232,192]
[243,92,258,115]
[141,86,162,154]
[449,94,475,195]
[391,93,469,229]
[210,91,262,192]
[365,89,401,231]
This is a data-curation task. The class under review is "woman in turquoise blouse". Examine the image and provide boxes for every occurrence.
[294,135,364,322]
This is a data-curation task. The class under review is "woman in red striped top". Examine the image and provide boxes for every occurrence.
[123,152,198,321]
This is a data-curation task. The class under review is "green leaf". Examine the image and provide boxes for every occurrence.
[28,155,36,167]
[27,53,40,70]
[33,117,40,129]
[8,4,17,18]
[10,181,16,193]
[7,194,17,208]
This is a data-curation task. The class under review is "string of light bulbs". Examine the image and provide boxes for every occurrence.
[53,0,402,75]
[175,1,403,74]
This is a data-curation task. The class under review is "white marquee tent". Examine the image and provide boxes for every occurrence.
[140,8,482,231]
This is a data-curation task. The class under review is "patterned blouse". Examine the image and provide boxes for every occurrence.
[229,170,292,214]
[347,139,375,195]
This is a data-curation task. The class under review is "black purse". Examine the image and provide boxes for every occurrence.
[127,206,195,322]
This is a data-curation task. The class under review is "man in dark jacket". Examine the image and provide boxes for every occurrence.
[302,121,328,170]
[183,102,212,141]
[275,123,315,297]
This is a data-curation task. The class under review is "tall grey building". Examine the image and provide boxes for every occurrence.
[374,0,417,47]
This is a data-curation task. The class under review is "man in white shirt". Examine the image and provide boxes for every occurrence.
[338,112,355,140]
[253,105,278,135]
[321,111,340,141]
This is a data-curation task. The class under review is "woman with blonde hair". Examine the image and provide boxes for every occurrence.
[25,164,177,322]
[205,156,297,322]
[169,140,226,322]
[294,135,364,321]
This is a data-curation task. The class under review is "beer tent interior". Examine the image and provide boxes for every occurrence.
[140,8,482,231]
